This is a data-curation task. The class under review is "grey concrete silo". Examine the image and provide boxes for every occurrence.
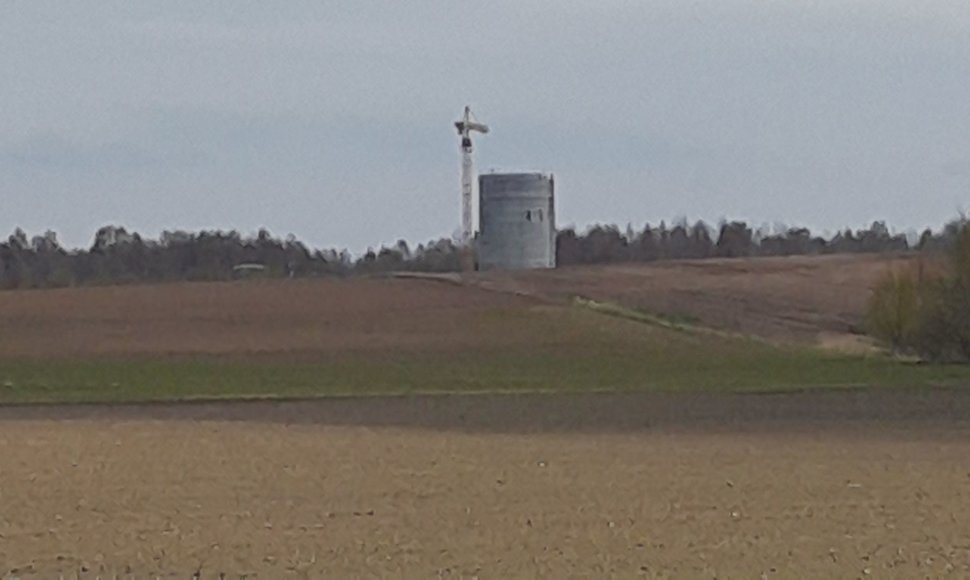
[477,173,556,270]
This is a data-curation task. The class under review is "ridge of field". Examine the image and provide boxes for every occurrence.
[474,253,915,345]
[0,255,968,403]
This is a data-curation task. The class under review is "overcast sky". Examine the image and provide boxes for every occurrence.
[3,1,970,251]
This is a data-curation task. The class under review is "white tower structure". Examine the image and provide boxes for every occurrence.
[454,106,489,245]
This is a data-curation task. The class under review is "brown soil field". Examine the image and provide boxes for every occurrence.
[3,254,967,577]
[475,253,917,344]
[2,391,970,577]
[0,277,531,358]
[0,253,911,360]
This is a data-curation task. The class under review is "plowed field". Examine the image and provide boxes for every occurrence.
[1,392,969,577]
[473,253,919,344]
[2,255,968,576]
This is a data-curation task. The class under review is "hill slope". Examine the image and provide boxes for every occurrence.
[0,257,965,403]
[473,253,914,345]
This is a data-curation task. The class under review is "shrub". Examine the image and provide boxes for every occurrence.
[865,268,921,350]
[866,222,970,361]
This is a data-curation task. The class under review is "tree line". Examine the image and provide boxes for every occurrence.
[0,219,961,290]
[0,226,461,290]
[555,219,922,265]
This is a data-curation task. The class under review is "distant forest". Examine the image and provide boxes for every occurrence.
[0,219,963,290]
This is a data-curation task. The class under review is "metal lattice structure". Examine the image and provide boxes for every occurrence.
[454,106,489,246]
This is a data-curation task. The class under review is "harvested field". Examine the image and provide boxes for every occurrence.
[476,253,918,344]
[0,277,531,358]
[2,391,970,577]
[1,257,969,576]
[2,255,969,403]
[0,254,910,359]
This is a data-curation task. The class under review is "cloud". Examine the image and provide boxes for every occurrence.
[2,1,970,249]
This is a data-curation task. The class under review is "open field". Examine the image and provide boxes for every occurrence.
[2,392,970,577]
[2,255,969,575]
[477,253,917,344]
[0,277,528,358]
[0,255,968,403]
[0,253,908,357]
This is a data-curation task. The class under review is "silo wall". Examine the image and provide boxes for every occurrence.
[478,173,556,270]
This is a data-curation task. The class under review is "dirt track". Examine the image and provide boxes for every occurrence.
[2,391,970,577]
[4,387,970,433]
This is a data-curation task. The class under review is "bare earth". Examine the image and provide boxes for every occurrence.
[0,253,911,359]
[2,391,970,577]
[0,277,529,358]
[2,255,967,576]
[476,253,917,344]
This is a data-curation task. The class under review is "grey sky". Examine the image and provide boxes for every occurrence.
[3,1,970,251]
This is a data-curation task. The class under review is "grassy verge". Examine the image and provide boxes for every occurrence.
[574,297,736,336]
[0,305,967,404]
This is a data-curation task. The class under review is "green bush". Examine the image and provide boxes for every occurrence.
[865,268,921,349]
[866,222,970,361]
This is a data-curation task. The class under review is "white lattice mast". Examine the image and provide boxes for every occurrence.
[455,106,489,245]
